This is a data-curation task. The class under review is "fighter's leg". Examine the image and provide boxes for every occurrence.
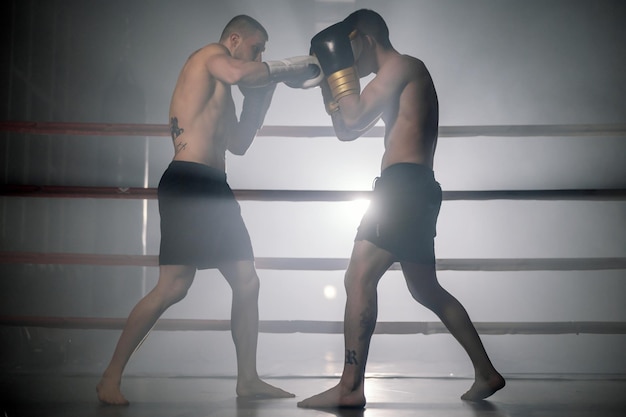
[400,261,505,400]
[97,265,196,405]
[219,260,294,398]
[298,240,395,409]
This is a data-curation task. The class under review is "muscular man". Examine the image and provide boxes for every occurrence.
[298,9,505,409]
[97,15,321,405]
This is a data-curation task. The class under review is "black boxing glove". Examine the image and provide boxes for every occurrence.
[310,21,360,103]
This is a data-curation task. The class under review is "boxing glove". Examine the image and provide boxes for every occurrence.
[239,83,277,130]
[264,55,323,89]
[310,21,360,102]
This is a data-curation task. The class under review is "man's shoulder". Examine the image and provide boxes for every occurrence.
[188,43,229,61]
[398,54,426,69]
[396,55,431,81]
[380,53,426,77]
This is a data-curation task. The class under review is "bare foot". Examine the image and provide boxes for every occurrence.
[461,372,505,401]
[96,376,129,406]
[236,378,295,398]
[297,384,366,409]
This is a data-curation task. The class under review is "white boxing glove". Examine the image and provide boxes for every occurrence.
[264,55,324,89]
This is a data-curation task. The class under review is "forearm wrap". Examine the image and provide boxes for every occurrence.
[327,66,360,102]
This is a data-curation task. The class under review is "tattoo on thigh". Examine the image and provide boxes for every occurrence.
[345,349,358,365]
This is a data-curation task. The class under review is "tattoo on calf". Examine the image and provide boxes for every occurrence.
[359,308,376,341]
[345,349,358,365]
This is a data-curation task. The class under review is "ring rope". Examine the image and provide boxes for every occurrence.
[1,120,626,138]
[2,185,625,201]
[2,121,624,338]
[1,252,625,271]
[0,316,624,335]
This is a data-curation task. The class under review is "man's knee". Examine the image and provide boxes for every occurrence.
[224,263,260,295]
[169,281,192,304]
[157,265,195,305]
[343,240,394,291]
[402,264,441,305]
[343,267,379,294]
[407,279,448,312]
[239,271,260,294]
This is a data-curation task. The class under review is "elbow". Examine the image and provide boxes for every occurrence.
[228,136,254,155]
[342,116,360,132]
[338,112,381,140]
[336,119,362,141]
[228,145,248,156]
[337,130,360,141]
[224,70,244,86]
[331,115,360,141]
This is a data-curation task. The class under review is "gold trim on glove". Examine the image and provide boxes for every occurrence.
[327,66,360,102]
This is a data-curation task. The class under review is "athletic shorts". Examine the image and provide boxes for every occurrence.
[355,163,442,264]
[157,161,254,269]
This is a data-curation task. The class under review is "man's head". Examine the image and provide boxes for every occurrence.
[344,9,392,50]
[220,15,268,62]
[343,9,392,75]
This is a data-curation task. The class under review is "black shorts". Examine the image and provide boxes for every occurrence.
[158,161,254,269]
[355,163,442,264]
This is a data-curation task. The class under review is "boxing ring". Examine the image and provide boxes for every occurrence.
[1,120,625,336]
[1,120,626,417]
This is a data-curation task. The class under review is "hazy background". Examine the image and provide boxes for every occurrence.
[1,0,625,379]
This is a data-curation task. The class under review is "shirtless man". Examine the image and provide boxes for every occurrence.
[298,9,505,409]
[96,14,321,405]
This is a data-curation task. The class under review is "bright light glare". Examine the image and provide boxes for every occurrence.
[323,285,337,300]
[346,198,370,222]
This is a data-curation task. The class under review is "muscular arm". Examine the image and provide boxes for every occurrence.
[204,44,275,155]
[329,59,402,141]
[206,44,271,87]
[168,43,275,165]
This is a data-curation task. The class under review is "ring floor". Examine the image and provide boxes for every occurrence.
[1,373,625,417]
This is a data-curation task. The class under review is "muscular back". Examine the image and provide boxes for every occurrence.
[379,54,439,170]
[168,44,237,170]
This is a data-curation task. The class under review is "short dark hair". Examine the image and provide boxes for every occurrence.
[344,9,391,49]
[220,15,268,42]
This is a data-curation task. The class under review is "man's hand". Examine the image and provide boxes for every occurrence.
[239,83,277,131]
[230,83,277,155]
[310,21,360,101]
